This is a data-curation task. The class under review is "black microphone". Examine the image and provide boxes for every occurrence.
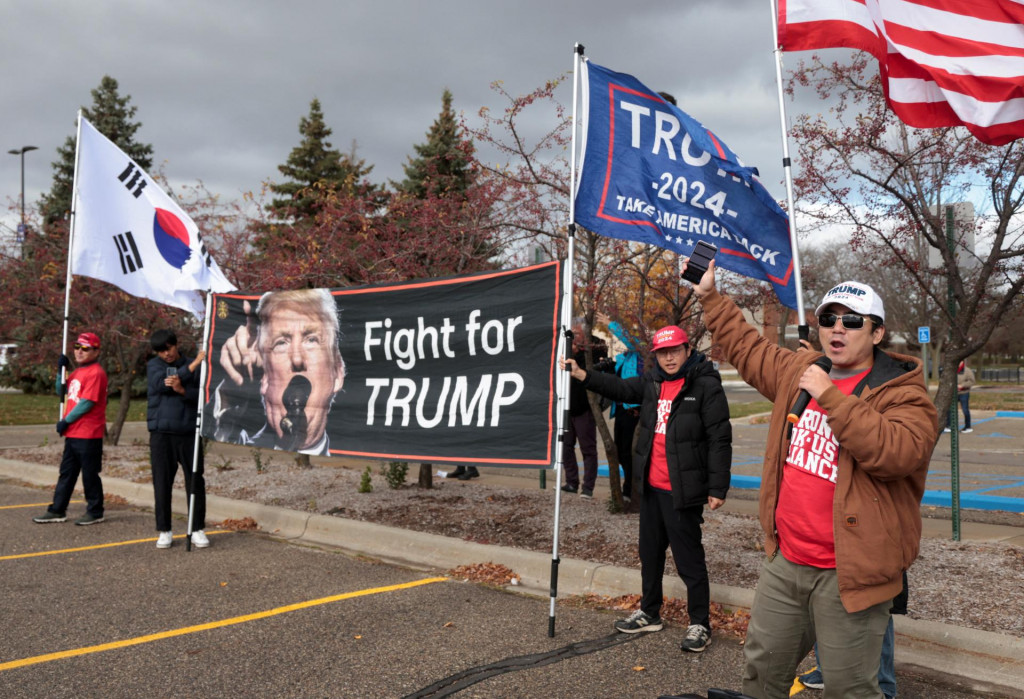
[279,375,311,450]
[787,356,833,425]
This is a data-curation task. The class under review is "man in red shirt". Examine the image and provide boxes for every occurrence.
[688,260,936,698]
[34,332,108,525]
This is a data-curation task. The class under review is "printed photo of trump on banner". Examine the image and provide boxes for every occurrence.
[202,262,563,467]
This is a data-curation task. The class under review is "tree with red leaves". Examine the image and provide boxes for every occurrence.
[468,77,768,511]
[0,221,193,445]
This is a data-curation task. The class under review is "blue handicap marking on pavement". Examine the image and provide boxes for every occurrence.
[922,490,1024,513]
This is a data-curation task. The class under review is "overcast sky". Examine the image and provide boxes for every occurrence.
[4,0,826,237]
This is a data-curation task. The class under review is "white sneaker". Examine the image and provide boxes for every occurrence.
[191,530,210,548]
[961,427,973,433]
[942,427,951,433]
[156,531,173,549]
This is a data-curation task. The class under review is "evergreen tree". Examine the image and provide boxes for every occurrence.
[397,89,473,199]
[40,76,154,227]
[267,98,374,221]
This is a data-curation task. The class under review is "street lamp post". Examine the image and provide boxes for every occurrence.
[8,145,38,248]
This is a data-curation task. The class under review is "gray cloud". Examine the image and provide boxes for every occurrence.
[4,0,829,229]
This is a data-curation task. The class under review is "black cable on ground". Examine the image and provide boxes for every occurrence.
[402,632,642,698]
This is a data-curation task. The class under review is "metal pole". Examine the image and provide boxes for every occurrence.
[768,0,808,339]
[186,293,214,552]
[59,121,83,419]
[19,151,26,225]
[946,206,961,541]
[547,42,584,639]
[8,145,37,254]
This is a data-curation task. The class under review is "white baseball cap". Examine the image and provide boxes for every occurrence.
[814,281,885,322]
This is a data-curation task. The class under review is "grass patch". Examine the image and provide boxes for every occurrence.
[963,391,1024,412]
[729,401,773,419]
[726,392,1023,418]
[0,393,147,426]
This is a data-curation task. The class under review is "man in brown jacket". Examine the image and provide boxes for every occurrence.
[686,261,937,699]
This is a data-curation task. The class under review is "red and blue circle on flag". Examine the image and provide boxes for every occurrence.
[153,208,193,270]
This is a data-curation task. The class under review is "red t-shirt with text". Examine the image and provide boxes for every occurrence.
[648,378,684,490]
[64,362,108,440]
[776,369,869,568]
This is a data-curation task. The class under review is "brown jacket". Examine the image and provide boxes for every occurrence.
[702,289,938,612]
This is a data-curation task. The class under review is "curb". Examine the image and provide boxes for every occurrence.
[4,457,1022,694]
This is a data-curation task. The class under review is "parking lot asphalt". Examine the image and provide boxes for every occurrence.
[2,474,1022,698]
[2,401,1024,697]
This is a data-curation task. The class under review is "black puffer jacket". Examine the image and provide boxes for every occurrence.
[583,352,732,509]
[146,355,201,434]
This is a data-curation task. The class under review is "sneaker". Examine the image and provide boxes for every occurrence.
[33,511,66,523]
[156,531,173,549]
[614,609,664,634]
[457,467,480,481]
[680,624,712,652]
[560,484,578,494]
[942,427,951,433]
[799,666,824,689]
[961,427,973,433]
[580,488,594,499]
[74,514,104,526]
[191,530,210,548]
[449,466,467,478]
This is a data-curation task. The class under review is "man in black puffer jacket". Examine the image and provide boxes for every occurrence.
[561,325,731,653]
[147,329,208,550]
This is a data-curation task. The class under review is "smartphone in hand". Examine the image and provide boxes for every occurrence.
[681,240,718,284]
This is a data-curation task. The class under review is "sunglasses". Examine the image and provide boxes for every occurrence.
[73,344,97,351]
[817,313,868,330]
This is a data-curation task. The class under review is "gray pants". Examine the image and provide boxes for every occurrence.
[742,552,891,699]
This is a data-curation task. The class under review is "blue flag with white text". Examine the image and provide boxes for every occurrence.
[574,61,797,309]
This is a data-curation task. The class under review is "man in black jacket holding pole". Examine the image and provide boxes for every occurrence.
[561,325,732,652]
[147,329,207,550]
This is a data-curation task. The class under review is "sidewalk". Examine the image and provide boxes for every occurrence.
[2,455,1023,695]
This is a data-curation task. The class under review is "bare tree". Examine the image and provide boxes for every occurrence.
[789,53,1024,425]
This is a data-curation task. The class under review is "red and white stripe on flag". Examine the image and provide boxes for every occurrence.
[778,0,1024,146]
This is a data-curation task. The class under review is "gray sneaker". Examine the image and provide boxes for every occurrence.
[74,514,104,526]
[614,609,664,634]
[680,624,711,652]
[33,511,66,523]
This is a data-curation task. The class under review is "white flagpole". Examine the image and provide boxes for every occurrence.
[185,292,214,552]
[59,111,86,418]
[769,0,809,339]
[548,42,584,638]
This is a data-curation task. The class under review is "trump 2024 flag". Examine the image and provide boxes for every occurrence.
[71,116,236,317]
[574,61,797,309]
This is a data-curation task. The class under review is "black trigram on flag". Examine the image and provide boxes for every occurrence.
[117,163,148,198]
[114,232,143,274]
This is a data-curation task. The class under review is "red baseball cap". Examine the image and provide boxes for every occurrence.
[652,325,688,351]
[76,332,101,349]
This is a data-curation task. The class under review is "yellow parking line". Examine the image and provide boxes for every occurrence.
[0,531,232,561]
[0,501,83,510]
[0,576,448,672]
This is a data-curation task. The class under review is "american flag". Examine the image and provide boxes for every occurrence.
[778,0,1024,146]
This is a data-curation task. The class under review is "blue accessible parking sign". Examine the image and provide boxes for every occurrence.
[918,326,931,344]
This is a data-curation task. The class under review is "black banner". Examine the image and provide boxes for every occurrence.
[202,262,563,467]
